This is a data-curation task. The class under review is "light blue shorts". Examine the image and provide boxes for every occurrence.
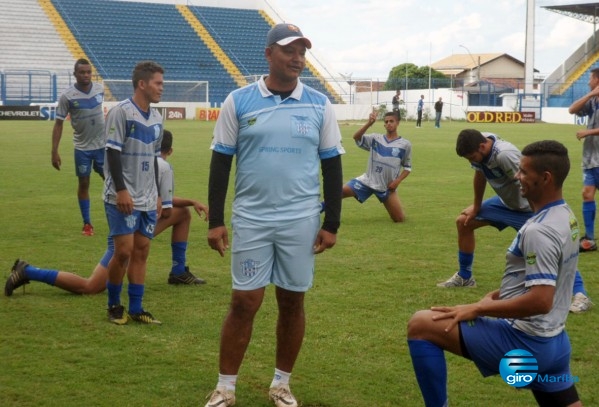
[460,317,574,392]
[475,195,532,231]
[74,148,104,177]
[104,202,156,239]
[582,168,599,187]
[347,178,390,203]
[230,215,320,292]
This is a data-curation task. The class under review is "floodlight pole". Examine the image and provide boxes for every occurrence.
[459,44,479,83]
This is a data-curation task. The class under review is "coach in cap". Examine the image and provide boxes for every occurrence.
[204,23,344,407]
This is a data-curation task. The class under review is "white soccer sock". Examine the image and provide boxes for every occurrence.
[217,373,237,392]
[270,368,291,388]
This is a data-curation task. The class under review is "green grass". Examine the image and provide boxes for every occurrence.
[0,119,597,406]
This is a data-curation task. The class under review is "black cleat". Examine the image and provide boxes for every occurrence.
[5,259,30,296]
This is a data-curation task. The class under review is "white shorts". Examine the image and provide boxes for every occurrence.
[230,214,320,292]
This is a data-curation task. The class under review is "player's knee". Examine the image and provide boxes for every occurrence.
[407,310,430,339]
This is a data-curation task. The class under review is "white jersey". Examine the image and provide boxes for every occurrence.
[355,133,412,192]
[501,200,579,337]
[211,76,345,223]
[56,82,105,151]
[103,98,163,211]
[471,133,530,211]
[157,156,173,209]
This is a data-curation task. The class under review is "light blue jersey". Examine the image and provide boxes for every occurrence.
[56,82,105,151]
[103,98,163,211]
[211,76,345,223]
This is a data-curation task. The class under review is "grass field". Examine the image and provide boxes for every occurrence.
[0,118,597,407]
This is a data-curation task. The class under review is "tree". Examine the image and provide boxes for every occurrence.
[384,63,447,90]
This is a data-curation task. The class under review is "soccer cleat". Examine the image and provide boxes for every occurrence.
[269,384,298,407]
[107,304,129,325]
[436,272,477,288]
[204,386,236,407]
[579,236,597,252]
[5,259,30,296]
[129,310,162,325]
[569,293,593,313]
[167,266,206,285]
[82,223,94,236]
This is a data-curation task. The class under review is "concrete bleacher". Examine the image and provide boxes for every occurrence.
[1,0,340,105]
[0,0,77,98]
[51,0,239,104]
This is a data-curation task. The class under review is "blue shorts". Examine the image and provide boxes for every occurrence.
[460,317,574,392]
[104,202,156,239]
[475,195,532,231]
[74,148,104,177]
[347,179,390,203]
[230,215,320,292]
[582,168,599,187]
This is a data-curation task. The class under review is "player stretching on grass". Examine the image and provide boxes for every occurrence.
[51,58,105,236]
[328,110,411,222]
[409,140,583,407]
[5,130,208,297]
[437,130,591,312]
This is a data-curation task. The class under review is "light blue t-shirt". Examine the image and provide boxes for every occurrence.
[211,76,345,223]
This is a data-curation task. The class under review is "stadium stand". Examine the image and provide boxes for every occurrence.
[0,0,340,105]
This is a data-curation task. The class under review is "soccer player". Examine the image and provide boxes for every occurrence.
[204,23,344,407]
[437,130,591,313]
[408,140,583,407]
[338,110,411,222]
[568,66,599,252]
[103,61,164,325]
[5,130,208,297]
[51,58,105,236]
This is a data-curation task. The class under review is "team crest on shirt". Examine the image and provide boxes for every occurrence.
[526,251,537,265]
[392,147,400,157]
[95,94,103,103]
[240,259,260,277]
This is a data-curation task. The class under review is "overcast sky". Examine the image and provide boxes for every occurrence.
[275,0,595,79]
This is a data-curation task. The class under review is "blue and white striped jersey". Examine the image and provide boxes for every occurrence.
[56,82,105,151]
[103,98,163,211]
[355,133,412,192]
[157,156,173,209]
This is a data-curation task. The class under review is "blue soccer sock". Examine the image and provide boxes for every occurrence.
[457,251,474,279]
[408,339,448,407]
[99,237,115,268]
[128,283,145,314]
[170,242,187,275]
[573,270,587,296]
[24,265,58,285]
[78,199,91,225]
[582,201,596,239]
[106,281,122,307]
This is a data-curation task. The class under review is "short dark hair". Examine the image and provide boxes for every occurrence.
[161,129,173,153]
[521,140,570,188]
[74,58,90,73]
[456,129,486,157]
[384,111,400,122]
[132,61,164,89]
